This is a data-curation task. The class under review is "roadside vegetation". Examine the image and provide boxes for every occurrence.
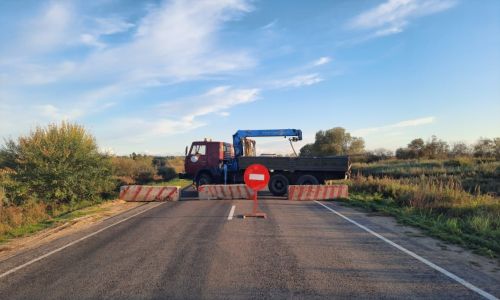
[311,128,499,257]
[338,176,500,258]
[352,158,499,196]
[0,122,187,242]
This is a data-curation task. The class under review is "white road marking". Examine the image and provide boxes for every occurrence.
[0,202,164,280]
[315,201,498,300]
[227,205,236,220]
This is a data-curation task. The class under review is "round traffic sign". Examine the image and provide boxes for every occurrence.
[244,164,270,191]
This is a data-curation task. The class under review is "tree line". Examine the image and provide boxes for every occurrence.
[299,127,499,161]
[395,136,499,160]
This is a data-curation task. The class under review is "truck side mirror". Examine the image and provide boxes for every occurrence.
[185,146,188,156]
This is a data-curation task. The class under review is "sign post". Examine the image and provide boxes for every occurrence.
[243,164,270,219]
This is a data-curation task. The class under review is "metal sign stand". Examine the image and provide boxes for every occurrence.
[242,164,269,219]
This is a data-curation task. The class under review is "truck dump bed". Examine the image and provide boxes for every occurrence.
[237,156,350,173]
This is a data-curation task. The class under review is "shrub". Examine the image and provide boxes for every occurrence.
[0,200,48,237]
[158,166,177,181]
[110,156,156,184]
[1,122,114,206]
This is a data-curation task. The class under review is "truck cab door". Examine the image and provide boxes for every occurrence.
[185,144,208,175]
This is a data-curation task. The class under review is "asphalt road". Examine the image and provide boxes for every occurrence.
[0,199,498,299]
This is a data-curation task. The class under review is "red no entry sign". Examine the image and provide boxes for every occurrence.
[244,164,270,191]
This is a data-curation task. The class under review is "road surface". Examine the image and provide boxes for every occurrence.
[0,199,498,299]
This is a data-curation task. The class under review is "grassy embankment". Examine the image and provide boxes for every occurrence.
[352,158,499,195]
[335,158,500,258]
[0,177,189,243]
[0,156,190,244]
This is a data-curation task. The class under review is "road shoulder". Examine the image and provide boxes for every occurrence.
[0,199,144,263]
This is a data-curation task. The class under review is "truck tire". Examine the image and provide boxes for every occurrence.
[269,174,289,196]
[296,174,319,185]
[196,173,212,187]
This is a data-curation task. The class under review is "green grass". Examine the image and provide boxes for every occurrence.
[351,158,500,195]
[0,177,192,244]
[338,176,500,258]
[0,201,106,243]
[150,177,192,188]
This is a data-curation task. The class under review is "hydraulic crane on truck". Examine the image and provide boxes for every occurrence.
[228,129,303,170]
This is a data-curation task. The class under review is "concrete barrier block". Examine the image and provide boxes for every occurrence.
[288,185,348,201]
[198,184,254,200]
[119,185,180,202]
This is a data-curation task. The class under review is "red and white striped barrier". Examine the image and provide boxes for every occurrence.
[119,185,180,202]
[198,184,254,200]
[288,185,348,201]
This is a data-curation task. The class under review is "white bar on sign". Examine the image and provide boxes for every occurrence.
[249,174,265,181]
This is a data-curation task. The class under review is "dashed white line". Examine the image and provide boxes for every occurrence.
[227,205,236,220]
[314,201,498,300]
[0,202,164,280]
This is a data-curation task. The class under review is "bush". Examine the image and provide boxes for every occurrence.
[110,156,156,184]
[158,166,177,181]
[1,122,114,206]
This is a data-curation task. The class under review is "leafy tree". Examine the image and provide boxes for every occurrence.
[1,122,114,205]
[349,137,365,155]
[493,137,500,160]
[299,127,365,156]
[495,138,500,160]
[423,135,449,159]
[407,138,425,158]
[473,138,495,158]
[450,142,471,157]
[395,147,411,159]
[299,144,314,157]
[366,148,393,162]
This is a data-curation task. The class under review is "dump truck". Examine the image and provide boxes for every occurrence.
[180,129,351,196]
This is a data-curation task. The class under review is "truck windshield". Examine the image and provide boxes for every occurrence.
[190,145,206,155]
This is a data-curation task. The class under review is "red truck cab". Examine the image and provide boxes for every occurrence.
[184,140,233,184]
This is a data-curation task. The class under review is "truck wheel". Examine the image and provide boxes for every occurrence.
[269,174,289,196]
[296,174,319,185]
[196,173,212,187]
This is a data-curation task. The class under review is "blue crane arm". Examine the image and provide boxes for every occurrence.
[232,129,302,158]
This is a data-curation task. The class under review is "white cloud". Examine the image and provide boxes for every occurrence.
[88,85,259,149]
[0,0,257,133]
[353,116,436,136]
[80,33,105,48]
[23,2,73,52]
[4,61,77,85]
[313,56,332,66]
[3,0,255,87]
[92,17,134,36]
[272,73,323,88]
[160,86,260,122]
[394,116,435,127]
[261,20,277,30]
[79,17,135,49]
[348,0,456,37]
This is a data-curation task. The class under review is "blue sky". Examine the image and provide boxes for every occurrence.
[1,0,499,155]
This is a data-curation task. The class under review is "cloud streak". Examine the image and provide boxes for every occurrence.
[313,56,332,66]
[99,86,259,146]
[353,116,436,136]
[348,0,456,37]
[271,73,323,88]
[160,86,260,123]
